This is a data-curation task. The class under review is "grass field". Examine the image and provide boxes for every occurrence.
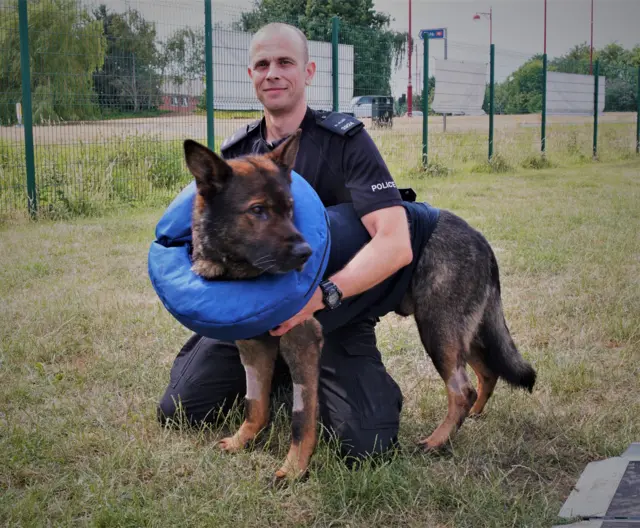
[1,158,639,526]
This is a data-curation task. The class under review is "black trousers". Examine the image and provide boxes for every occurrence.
[157,318,403,461]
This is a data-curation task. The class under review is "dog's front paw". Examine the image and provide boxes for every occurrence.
[191,260,225,279]
[416,437,452,457]
[270,465,309,488]
[217,435,245,453]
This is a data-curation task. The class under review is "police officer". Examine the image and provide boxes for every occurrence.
[158,22,414,462]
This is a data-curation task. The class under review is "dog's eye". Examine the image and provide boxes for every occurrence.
[250,205,267,217]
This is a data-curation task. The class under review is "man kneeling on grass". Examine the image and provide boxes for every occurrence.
[157,22,413,464]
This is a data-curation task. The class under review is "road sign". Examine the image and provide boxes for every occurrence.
[420,28,446,40]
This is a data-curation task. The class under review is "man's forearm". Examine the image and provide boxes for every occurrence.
[328,213,413,300]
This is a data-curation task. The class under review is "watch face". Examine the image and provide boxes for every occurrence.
[327,290,339,306]
[322,282,341,309]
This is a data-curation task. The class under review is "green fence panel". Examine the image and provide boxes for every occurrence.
[0,1,27,218]
[1,1,639,220]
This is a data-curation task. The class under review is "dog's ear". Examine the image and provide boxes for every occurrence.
[268,128,302,174]
[183,139,232,196]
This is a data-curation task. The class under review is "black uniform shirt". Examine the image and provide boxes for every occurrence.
[220,107,403,218]
[219,107,431,332]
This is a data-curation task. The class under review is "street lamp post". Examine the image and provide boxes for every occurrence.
[473,6,493,47]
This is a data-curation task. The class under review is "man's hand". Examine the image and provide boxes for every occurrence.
[269,287,325,336]
[269,205,412,337]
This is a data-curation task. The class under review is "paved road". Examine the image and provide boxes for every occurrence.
[1,112,635,145]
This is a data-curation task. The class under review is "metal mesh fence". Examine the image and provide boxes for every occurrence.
[1,0,211,218]
[339,23,419,175]
[492,47,545,169]
[0,1,26,216]
[425,40,491,172]
[1,0,639,220]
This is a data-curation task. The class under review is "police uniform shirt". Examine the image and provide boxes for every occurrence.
[220,107,403,218]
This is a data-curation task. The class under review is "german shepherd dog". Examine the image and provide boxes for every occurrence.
[182,130,536,483]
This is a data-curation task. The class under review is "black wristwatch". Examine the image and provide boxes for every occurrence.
[319,280,343,310]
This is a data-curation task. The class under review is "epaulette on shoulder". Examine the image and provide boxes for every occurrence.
[315,110,364,137]
[220,119,261,153]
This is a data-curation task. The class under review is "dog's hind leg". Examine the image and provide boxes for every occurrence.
[275,319,323,482]
[218,335,279,453]
[414,322,478,451]
[467,341,499,417]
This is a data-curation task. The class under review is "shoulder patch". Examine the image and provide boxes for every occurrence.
[315,111,364,137]
[220,119,261,153]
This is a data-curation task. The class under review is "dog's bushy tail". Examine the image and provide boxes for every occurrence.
[481,254,536,392]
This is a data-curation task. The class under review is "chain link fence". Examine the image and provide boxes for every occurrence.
[1,0,639,219]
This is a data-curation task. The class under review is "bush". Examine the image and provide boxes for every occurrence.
[521,154,555,170]
[471,153,512,174]
[416,158,450,178]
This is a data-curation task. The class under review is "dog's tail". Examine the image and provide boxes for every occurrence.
[481,253,536,392]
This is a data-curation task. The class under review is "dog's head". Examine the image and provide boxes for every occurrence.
[183,129,312,279]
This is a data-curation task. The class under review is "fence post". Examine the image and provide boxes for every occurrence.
[18,0,36,217]
[489,43,495,161]
[204,0,214,150]
[331,17,339,113]
[422,36,429,167]
[541,53,547,154]
[593,59,599,159]
[636,66,640,154]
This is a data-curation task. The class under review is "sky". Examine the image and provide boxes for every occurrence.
[376,0,640,94]
[72,0,640,97]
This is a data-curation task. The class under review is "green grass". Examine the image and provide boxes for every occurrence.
[1,160,638,526]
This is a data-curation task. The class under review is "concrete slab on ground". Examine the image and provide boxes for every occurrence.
[555,443,640,527]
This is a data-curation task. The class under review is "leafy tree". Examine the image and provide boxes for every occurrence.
[92,5,162,113]
[0,0,106,125]
[235,0,407,98]
[630,46,640,67]
[487,43,639,115]
[160,27,205,88]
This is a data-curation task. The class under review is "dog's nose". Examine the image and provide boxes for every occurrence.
[291,242,312,262]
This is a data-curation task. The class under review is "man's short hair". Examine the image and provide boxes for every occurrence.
[249,22,310,64]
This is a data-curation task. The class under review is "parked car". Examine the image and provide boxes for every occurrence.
[349,95,394,119]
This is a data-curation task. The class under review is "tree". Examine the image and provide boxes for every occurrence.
[160,27,205,88]
[486,43,639,115]
[235,0,407,97]
[0,0,106,125]
[495,56,544,114]
[92,5,162,113]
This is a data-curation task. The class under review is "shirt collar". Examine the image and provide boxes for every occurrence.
[260,106,315,149]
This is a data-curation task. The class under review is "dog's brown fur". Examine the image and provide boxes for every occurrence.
[182,131,537,483]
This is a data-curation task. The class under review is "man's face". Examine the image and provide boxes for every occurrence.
[248,31,316,114]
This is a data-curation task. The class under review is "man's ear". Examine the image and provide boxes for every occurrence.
[183,140,232,196]
[268,128,302,174]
